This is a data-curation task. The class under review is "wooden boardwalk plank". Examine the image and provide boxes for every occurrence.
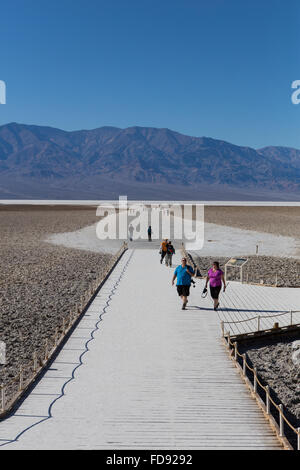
[0,250,283,449]
[217,279,300,336]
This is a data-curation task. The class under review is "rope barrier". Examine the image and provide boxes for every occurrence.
[222,310,300,325]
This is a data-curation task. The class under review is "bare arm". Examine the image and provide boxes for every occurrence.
[221,274,226,291]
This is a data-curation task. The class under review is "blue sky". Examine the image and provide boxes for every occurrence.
[0,0,299,149]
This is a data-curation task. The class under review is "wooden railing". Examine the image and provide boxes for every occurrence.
[224,332,300,450]
[0,242,128,418]
[221,310,300,338]
[181,243,204,278]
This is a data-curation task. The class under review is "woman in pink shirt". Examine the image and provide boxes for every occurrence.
[204,261,226,310]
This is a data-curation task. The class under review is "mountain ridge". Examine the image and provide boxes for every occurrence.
[0,122,299,200]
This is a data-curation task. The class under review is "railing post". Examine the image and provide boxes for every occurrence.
[221,321,224,337]
[279,404,284,437]
[19,365,23,391]
[297,428,300,451]
[266,385,270,415]
[290,310,293,326]
[254,367,257,394]
[45,338,48,361]
[257,315,260,331]
[234,342,237,360]
[0,383,5,412]
[227,331,231,348]
[33,351,38,372]
[242,354,246,376]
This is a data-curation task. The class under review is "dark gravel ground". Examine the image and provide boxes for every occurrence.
[0,206,112,400]
[191,254,300,287]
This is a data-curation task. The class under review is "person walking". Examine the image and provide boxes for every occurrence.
[160,239,168,264]
[172,257,194,310]
[147,225,152,241]
[165,240,175,267]
[204,261,226,310]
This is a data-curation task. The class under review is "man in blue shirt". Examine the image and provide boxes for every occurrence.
[172,257,194,310]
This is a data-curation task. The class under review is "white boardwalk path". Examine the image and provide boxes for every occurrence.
[0,249,283,449]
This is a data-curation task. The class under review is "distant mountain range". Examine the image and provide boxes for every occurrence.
[0,122,299,200]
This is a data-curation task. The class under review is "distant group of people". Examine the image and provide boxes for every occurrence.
[159,239,226,310]
[128,227,226,311]
[159,239,175,267]
[128,225,153,242]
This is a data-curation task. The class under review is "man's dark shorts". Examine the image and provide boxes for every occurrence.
[177,285,190,297]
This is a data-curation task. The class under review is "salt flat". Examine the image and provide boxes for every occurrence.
[45,220,299,258]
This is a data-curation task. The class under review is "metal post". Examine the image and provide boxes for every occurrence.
[266,386,270,414]
[279,404,284,437]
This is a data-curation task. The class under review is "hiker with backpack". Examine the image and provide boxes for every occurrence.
[159,239,168,264]
[165,240,175,267]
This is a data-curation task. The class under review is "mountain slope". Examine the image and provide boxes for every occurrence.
[0,122,299,199]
